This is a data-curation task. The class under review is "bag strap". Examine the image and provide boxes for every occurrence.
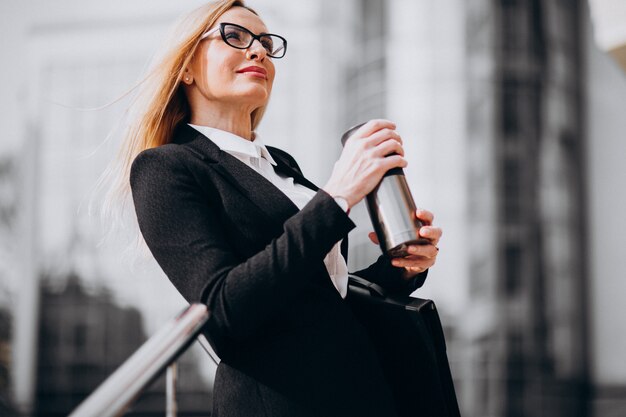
[348,274,387,297]
[348,274,435,312]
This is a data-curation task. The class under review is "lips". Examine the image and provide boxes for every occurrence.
[236,66,267,79]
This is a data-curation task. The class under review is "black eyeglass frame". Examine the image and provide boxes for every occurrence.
[200,22,288,59]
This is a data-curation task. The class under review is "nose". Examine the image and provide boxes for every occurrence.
[246,38,267,61]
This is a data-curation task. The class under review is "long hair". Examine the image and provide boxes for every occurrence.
[94,0,261,258]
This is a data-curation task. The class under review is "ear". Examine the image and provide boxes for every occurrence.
[182,68,194,85]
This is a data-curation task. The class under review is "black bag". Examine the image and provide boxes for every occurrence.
[346,275,462,417]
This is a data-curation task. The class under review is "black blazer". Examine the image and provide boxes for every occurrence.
[130,124,427,417]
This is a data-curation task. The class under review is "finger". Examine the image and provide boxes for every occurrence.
[402,266,428,277]
[406,244,439,259]
[391,257,435,270]
[379,155,407,172]
[372,136,404,157]
[393,254,436,268]
[404,265,427,273]
[355,119,396,139]
[416,208,434,225]
[368,232,379,245]
[419,226,442,244]
[364,128,403,148]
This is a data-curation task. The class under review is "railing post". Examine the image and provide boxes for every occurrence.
[166,362,178,417]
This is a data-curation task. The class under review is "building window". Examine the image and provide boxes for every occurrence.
[470,256,489,297]
[499,0,526,55]
[501,84,520,137]
[502,156,522,223]
[347,0,387,124]
[74,323,88,354]
[529,0,546,64]
[504,243,522,295]
[506,330,524,416]
[361,0,386,41]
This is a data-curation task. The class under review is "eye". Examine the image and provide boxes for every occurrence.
[260,37,274,52]
[222,26,250,47]
[225,31,242,41]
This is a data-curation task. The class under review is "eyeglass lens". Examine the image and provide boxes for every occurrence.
[222,24,285,58]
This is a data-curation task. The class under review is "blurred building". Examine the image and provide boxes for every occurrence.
[35,273,145,415]
[585,4,626,416]
[0,306,15,416]
[0,151,18,416]
[339,0,626,415]
[464,0,589,416]
[35,272,210,416]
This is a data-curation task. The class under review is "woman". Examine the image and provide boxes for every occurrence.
[122,1,442,415]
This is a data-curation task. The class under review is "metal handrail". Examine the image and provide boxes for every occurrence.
[69,303,210,417]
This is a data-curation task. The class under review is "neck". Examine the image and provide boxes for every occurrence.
[189,102,255,141]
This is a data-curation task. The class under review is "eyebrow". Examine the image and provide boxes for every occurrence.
[227,21,271,35]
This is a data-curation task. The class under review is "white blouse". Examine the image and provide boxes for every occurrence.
[188,124,349,298]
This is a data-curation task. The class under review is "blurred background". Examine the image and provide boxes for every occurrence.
[1,0,625,416]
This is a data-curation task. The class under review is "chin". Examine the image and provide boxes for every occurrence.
[237,88,271,106]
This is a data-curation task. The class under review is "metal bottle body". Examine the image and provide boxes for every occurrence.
[366,171,428,257]
[342,123,428,257]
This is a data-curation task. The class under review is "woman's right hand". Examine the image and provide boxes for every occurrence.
[322,119,407,209]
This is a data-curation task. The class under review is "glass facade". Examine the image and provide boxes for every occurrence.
[465,0,589,415]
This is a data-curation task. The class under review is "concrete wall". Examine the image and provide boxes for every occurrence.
[586,3,626,390]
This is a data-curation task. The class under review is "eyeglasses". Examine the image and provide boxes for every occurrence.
[200,22,287,59]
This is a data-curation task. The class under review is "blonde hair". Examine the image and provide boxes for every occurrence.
[94,0,262,258]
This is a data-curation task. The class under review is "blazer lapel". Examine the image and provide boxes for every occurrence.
[173,124,301,228]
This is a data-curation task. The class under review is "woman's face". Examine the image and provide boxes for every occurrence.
[187,7,276,113]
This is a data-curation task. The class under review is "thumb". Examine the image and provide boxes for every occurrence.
[368,232,379,245]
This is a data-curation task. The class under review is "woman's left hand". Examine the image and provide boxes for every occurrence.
[368,208,442,280]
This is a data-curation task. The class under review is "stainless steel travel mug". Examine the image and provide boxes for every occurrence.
[341,123,429,257]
